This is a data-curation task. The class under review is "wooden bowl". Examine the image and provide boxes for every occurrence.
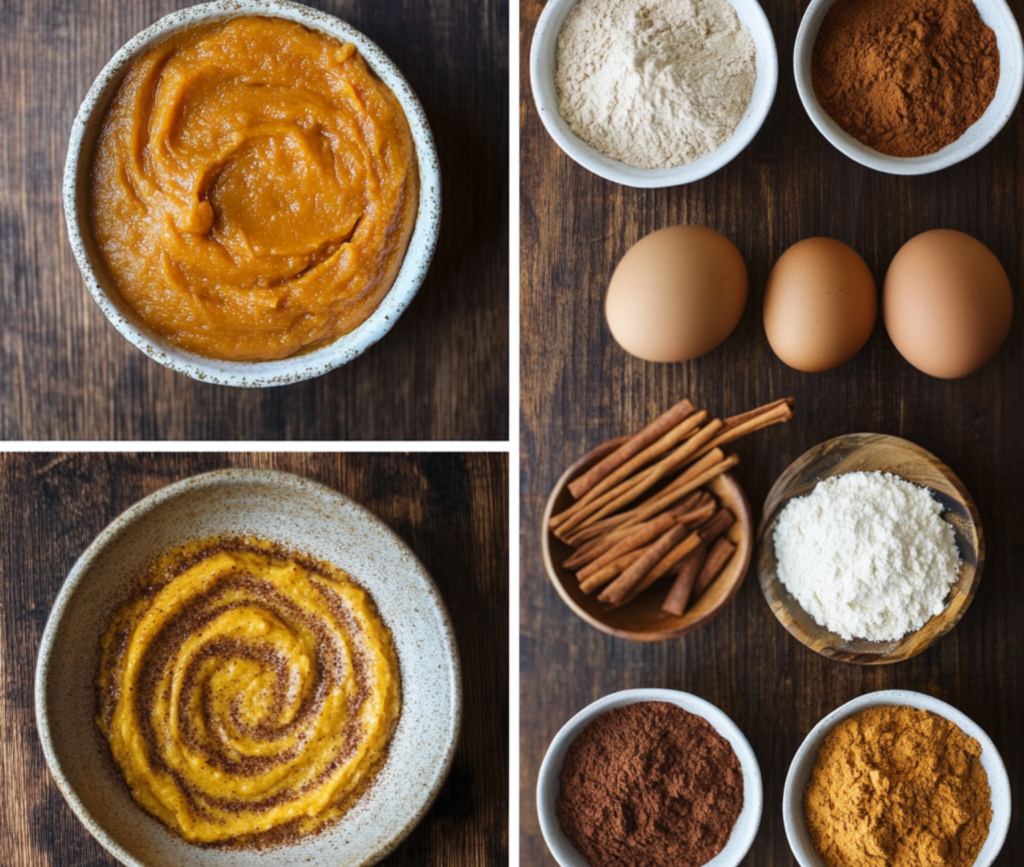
[757,433,984,665]
[542,438,753,642]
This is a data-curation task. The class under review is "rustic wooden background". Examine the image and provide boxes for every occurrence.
[520,0,1024,863]
[0,452,508,866]
[0,0,508,441]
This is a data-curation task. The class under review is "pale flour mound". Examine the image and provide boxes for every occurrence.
[773,471,961,642]
[555,0,757,169]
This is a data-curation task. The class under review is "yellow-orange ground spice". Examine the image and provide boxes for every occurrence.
[804,705,992,867]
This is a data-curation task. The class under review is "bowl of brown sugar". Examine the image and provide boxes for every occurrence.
[794,0,1024,174]
[783,690,1011,867]
[537,689,763,867]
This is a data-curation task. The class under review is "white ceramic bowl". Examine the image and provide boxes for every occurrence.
[783,690,1011,867]
[794,0,1024,175]
[35,469,461,867]
[537,688,763,866]
[63,0,441,387]
[529,0,778,187]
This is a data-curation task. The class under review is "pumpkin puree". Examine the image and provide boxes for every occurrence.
[89,17,419,361]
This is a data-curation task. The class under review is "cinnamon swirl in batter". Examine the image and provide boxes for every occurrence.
[96,537,401,846]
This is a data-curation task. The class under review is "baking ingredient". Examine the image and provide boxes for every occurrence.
[884,229,1012,378]
[555,0,757,169]
[605,226,748,363]
[557,701,744,867]
[763,238,877,372]
[805,705,991,867]
[551,398,794,614]
[96,537,401,846]
[811,0,999,157]
[89,17,419,362]
[773,471,960,641]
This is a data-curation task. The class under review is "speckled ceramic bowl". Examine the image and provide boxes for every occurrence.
[35,469,461,867]
[63,0,441,387]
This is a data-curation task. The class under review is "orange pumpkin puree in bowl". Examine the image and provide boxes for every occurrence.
[88,16,419,362]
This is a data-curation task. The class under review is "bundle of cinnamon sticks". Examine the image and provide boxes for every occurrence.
[550,397,794,614]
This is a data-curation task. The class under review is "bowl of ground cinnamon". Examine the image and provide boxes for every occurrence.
[783,690,1011,867]
[537,689,763,867]
[794,0,1024,174]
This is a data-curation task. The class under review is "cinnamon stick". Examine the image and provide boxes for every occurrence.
[549,410,709,530]
[575,513,679,582]
[578,547,648,594]
[692,400,794,461]
[567,399,695,500]
[661,545,708,616]
[597,523,690,606]
[692,537,737,599]
[721,398,792,432]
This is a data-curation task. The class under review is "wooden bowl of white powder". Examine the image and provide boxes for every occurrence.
[757,433,983,664]
[529,0,778,187]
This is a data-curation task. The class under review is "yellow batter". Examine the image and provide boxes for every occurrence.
[97,538,401,846]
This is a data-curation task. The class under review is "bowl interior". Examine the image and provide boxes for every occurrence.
[783,690,1011,867]
[35,470,460,867]
[63,0,441,387]
[537,689,763,867]
[757,433,983,664]
[794,0,1024,174]
[542,438,753,642]
[529,0,778,187]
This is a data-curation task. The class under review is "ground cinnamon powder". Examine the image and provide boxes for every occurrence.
[556,701,744,867]
[804,706,992,867]
[812,0,999,157]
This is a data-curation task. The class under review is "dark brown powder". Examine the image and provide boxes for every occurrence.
[811,0,999,157]
[556,701,744,867]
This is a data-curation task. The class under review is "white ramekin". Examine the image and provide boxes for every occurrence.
[63,0,441,387]
[783,690,1011,867]
[529,0,778,188]
[794,0,1024,175]
[537,688,763,867]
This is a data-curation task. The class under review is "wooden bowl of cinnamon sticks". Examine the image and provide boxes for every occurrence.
[542,399,794,642]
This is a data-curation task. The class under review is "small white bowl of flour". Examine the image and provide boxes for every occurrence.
[756,433,984,664]
[530,0,778,187]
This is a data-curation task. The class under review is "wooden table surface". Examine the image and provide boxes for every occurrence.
[0,452,508,866]
[520,0,1024,864]
[0,0,508,441]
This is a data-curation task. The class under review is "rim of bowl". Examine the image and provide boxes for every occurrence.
[63,0,442,388]
[793,0,1024,175]
[782,690,1011,867]
[34,468,463,867]
[529,0,778,188]
[536,688,763,867]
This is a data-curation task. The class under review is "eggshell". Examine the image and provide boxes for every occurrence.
[605,226,748,363]
[883,229,1013,379]
[763,238,877,372]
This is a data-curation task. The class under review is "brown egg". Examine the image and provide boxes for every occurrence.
[605,226,747,363]
[884,230,1013,379]
[763,238,877,372]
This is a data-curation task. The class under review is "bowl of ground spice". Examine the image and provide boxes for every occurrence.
[783,690,1011,867]
[537,689,763,867]
[530,0,778,187]
[794,0,1024,174]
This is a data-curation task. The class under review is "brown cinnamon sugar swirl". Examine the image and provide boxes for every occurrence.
[96,537,401,846]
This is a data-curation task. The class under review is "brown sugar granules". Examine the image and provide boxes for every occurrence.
[804,705,992,867]
[557,701,744,867]
[811,0,999,157]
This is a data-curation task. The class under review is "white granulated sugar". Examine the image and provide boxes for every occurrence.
[555,0,757,169]
[773,471,961,642]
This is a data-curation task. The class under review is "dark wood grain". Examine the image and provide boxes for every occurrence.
[0,0,508,441]
[520,0,1024,863]
[0,452,508,866]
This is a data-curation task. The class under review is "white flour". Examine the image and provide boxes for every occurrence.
[555,0,757,169]
[773,471,961,642]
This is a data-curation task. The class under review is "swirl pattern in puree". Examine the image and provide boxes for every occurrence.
[97,537,401,846]
[88,17,419,361]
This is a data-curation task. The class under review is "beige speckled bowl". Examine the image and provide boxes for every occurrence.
[64,0,441,387]
[35,469,461,867]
